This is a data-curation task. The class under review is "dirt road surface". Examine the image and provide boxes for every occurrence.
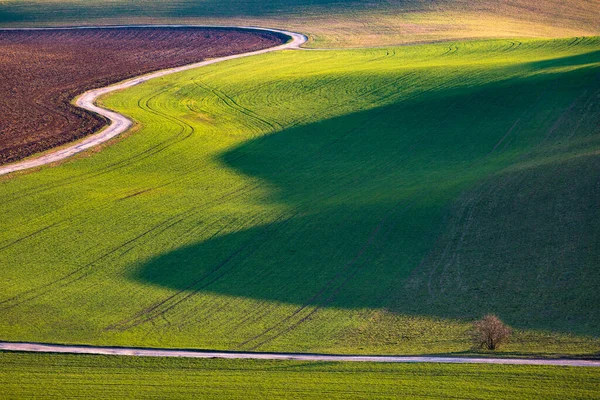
[1,342,598,366]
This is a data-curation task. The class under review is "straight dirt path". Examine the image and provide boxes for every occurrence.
[1,342,599,367]
[0,25,306,176]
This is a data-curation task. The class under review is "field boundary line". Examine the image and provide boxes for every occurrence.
[0,342,599,367]
[0,25,307,176]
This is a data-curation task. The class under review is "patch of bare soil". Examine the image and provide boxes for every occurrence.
[0,27,286,164]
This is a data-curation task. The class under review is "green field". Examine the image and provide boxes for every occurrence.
[1,352,599,399]
[2,1,600,397]
[1,37,599,356]
[1,0,599,47]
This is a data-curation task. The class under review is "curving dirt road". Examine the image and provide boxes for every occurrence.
[0,341,598,366]
[0,25,307,176]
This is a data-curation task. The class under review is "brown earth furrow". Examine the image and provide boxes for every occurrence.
[0,27,287,165]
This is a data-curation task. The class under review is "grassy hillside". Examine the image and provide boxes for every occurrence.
[1,352,599,399]
[0,0,599,47]
[1,37,598,356]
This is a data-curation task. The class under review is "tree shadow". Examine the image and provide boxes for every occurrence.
[132,50,600,336]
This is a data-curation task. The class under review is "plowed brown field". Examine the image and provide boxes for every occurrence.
[0,27,286,165]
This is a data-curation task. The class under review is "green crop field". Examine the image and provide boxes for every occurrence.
[0,0,599,47]
[2,0,600,396]
[1,37,599,357]
[1,352,599,399]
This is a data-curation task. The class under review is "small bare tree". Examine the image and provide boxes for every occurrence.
[470,314,512,351]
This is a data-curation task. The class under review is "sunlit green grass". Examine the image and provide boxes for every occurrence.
[1,37,599,356]
[1,352,599,399]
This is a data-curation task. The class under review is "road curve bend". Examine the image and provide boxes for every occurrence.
[1,342,599,367]
[0,25,307,176]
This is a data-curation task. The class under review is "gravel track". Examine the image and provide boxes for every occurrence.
[1,342,599,366]
[0,25,306,176]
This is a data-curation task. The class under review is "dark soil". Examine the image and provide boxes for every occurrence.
[0,27,287,165]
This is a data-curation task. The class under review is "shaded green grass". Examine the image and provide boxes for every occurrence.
[1,352,599,399]
[0,37,599,356]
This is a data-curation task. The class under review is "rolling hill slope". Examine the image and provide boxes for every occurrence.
[1,37,598,356]
[0,0,599,47]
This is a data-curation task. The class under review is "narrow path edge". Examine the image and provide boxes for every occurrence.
[1,341,599,367]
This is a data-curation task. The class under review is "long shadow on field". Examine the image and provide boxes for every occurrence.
[133,52,600,336]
